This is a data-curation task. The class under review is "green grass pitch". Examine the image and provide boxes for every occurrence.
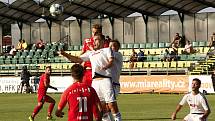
[0,94,214,121]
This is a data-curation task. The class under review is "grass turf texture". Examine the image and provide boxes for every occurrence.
[0,94,214,121]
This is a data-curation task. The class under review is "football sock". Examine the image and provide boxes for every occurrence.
[32,104,43,117]
[112,112,122,121]
[48,103,55,116]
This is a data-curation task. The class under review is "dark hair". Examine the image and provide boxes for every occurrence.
[94,33,105,41]
[92,24,102,33]
[110,39,121,49]
[46,66,51,69]
[193,78,201,85]
[71,64,84,81]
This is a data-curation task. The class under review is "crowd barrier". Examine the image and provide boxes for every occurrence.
[0,75,214,93]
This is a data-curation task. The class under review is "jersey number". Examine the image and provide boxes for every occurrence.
[77,97,87,112]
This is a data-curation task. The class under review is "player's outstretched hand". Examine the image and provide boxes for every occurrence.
[55,110,64,118]
[171,112,176,120]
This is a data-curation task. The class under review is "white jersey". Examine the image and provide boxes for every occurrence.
[80,48,113,78]
[179,92,210,114]
[111,51,123,84]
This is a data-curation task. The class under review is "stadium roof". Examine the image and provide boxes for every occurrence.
[0,0,215,24]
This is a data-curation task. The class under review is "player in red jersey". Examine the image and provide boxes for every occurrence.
[80,24,103,87]
[55,64,103,121]
[29,66,58,121]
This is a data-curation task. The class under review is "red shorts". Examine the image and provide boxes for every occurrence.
[82,69,92,86]
[37,94,52,102]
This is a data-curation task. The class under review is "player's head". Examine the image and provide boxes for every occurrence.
[92,24,102,36]
[93,33,105,50]
[45,66,52,75]
[109,39,120,52]
[192,78,201,91]
[71,64,84,82]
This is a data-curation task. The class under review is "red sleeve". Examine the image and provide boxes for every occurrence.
[82,39,88,52]
[58,87,70,110]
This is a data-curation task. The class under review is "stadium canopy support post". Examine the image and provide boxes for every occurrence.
[142,14,148,43]
[109,16,115,39]
[46,19,52,43]
[17,21,23,40]
[178,12,184,35]
[77,19,83,45]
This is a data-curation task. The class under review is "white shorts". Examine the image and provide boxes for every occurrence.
[184,114,207,121]
[92,78,116,103]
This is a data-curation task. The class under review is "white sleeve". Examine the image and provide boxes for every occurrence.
[80,51,91,62]
[106,48,114,58]
[201,95,209,111]
[179,94,187,106]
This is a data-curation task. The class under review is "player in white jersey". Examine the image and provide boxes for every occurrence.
[171,78,211,121]
[109,40,123,96]
[59,33,122,121]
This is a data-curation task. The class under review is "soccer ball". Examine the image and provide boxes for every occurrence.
[49,4,63,17]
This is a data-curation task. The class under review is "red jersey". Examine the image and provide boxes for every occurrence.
[82,37,94,68]
[103,39,110,48]
[38,74,50,96]
[58,82,100,121]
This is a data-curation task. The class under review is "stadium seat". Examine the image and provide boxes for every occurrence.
[156,62,162,68]
[18,56,25,64]
[29,50,35,57]
[25,56,32,64]
[152,43,158,49]
[165,43,171,48]
[199,41,206,47]
[127,43,134,49]
[145,43,152,49]
[12,58,18,64]
[170,61,177,68]
[178,61,185,68]
[68,45,74,51]
[139,43,145,49]
[143,62,149,68]
[159,42,165,48]
[153,55,160,61]
[180,55,187,61]
[147,56,153,61]
[121,44,127,49]
[73,45,80,51]
[133,43,140,49]
[192,41,199,47]
[136,62,143,68]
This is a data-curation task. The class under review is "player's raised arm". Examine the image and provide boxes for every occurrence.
[59,50,83,64]
[171,104,183,120]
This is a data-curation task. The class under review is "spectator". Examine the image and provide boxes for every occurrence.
[21,40,28,50]
[130,48,137,62]
[16,39,23,50]
[36,39,45,50]
[161,49,171,62]
[208,32,215,48]
[170,33,182,52]
[129,49,137,69]
[170,50,178,61]
[182,40,196,54]
[137,49,144,62]
[20,65,32,93]
[8,45,16,56]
